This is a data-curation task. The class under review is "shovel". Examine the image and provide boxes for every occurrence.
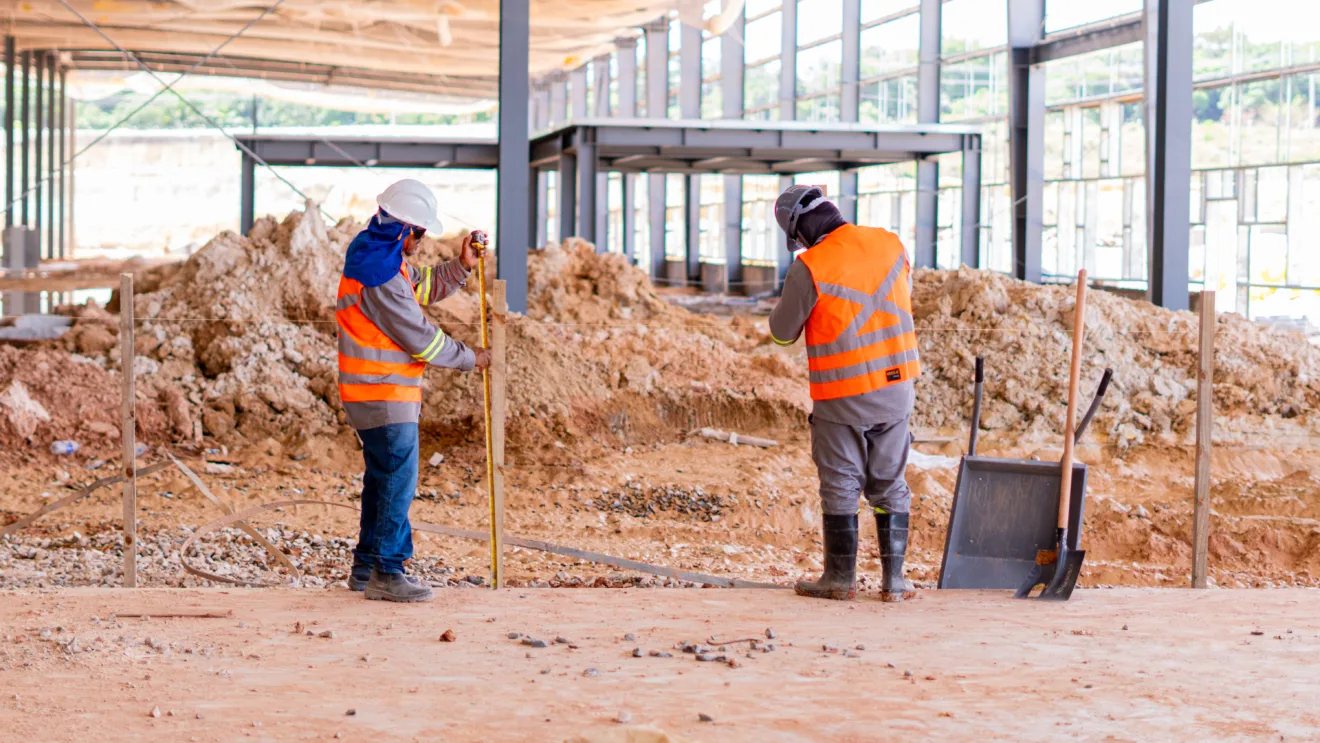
[1015,269,1088,601]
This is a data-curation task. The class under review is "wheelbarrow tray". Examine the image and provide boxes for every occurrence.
[937,456,1088,590]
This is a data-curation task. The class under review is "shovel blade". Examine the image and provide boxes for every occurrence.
[1036,549,1086,601]
[1013,551,1057,599]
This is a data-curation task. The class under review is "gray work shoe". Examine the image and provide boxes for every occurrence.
[347,574,369,592]
[364,570,434,603]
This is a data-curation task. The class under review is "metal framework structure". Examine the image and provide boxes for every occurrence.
[3,0,1198,315]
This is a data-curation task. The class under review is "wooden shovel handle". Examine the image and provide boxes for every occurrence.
[1058,269,1087,529]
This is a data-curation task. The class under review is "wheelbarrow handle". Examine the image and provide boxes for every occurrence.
[1073,368,1113,444]
[968,356,985,457]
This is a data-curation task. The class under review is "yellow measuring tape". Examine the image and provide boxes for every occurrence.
[475,247,499,588]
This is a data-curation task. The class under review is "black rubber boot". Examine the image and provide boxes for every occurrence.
[876,511,914,602]
[795,513,858,600]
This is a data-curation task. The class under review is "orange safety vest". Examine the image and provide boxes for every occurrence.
[335,260,426,405]
[797,224,920,401]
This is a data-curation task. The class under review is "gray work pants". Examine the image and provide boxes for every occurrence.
[810,414,913,516]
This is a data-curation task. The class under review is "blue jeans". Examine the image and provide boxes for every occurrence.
[352,423,419,576]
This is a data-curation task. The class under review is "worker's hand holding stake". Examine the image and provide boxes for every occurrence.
[472,230,500,589]
[1015,269,1088,601]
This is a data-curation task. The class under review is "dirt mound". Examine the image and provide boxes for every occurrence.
[0,344,171,462]
[911,268,1320,447]
[40,206,1318,458]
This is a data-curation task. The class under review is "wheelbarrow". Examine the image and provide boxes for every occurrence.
[936,356,1112,591]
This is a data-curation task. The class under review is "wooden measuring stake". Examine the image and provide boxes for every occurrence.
[119,273,137,588]
[491,279,507,587]
[1191,291,1215,588]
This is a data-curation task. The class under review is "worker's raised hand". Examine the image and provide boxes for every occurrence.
[460,230,489,270]
[472,348,493,370]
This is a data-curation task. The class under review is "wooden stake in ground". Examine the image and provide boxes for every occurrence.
[1191,291,1216,588]
[119,272,137,588]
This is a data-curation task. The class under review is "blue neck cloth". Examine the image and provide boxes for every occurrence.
[343,211,407,288]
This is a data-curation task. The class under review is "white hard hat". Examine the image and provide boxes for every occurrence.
[376,178,445,233]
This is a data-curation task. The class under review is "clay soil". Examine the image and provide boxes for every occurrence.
[1,587,1317,741]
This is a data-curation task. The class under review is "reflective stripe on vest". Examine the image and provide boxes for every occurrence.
[798,224,920,401]
[336,260,427,404]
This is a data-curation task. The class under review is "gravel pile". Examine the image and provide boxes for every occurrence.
[582,484,736,522]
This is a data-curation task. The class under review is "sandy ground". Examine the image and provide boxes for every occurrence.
[0,587,1316,742]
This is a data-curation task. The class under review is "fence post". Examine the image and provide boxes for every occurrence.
[119,273,137,588]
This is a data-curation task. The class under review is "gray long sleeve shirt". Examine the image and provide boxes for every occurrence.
[769,258,914,426]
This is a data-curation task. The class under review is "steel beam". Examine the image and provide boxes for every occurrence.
[1032,16,1143,64]
[645,17,668,279]
[498,0,532,312]
[1008,0,1045,283]
[622,171,636,263]
[685,173,700,283]
[34,52,43,259]
[914,0,942,267]
[46,53,56,261]
[239,151,255,235]
[779,0,797,121]
[961,135,982,268]
[1144,0,1193,310]
[4,37,13,230]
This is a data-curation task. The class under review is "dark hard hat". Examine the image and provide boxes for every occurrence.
[774,184,828,242]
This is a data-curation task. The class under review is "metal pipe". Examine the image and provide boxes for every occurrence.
[1073,368,1113,444]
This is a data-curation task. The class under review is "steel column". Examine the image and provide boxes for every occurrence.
[498,0,532,312]
[34,52,43,259]
[616,37,638,263]
[548,71,568,124]
[1008,0,1045,283]
[577,140,598,244]
[5,37,14,229]
[46,53,56,261]
[680,20,701,282]
[593,55,610,247]
[1144,0,1193,311]
[558,149,576,240]
[57,66,65,258]
[722,8,746,289]
[777,174,794,289]
[570,66,588,119]
[616,38,637,116]
[839,0,862,224]
[20,50,29,228]
[645,18,668,280]
[961,136,982,268]
[239,151,255,235]
[779,0,797,121]
[915,0,941,267]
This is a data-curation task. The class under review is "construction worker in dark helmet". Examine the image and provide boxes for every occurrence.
[767,184,918,602]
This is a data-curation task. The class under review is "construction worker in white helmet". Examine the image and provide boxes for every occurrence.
[334,178,490,602]
[768,184,919,603]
